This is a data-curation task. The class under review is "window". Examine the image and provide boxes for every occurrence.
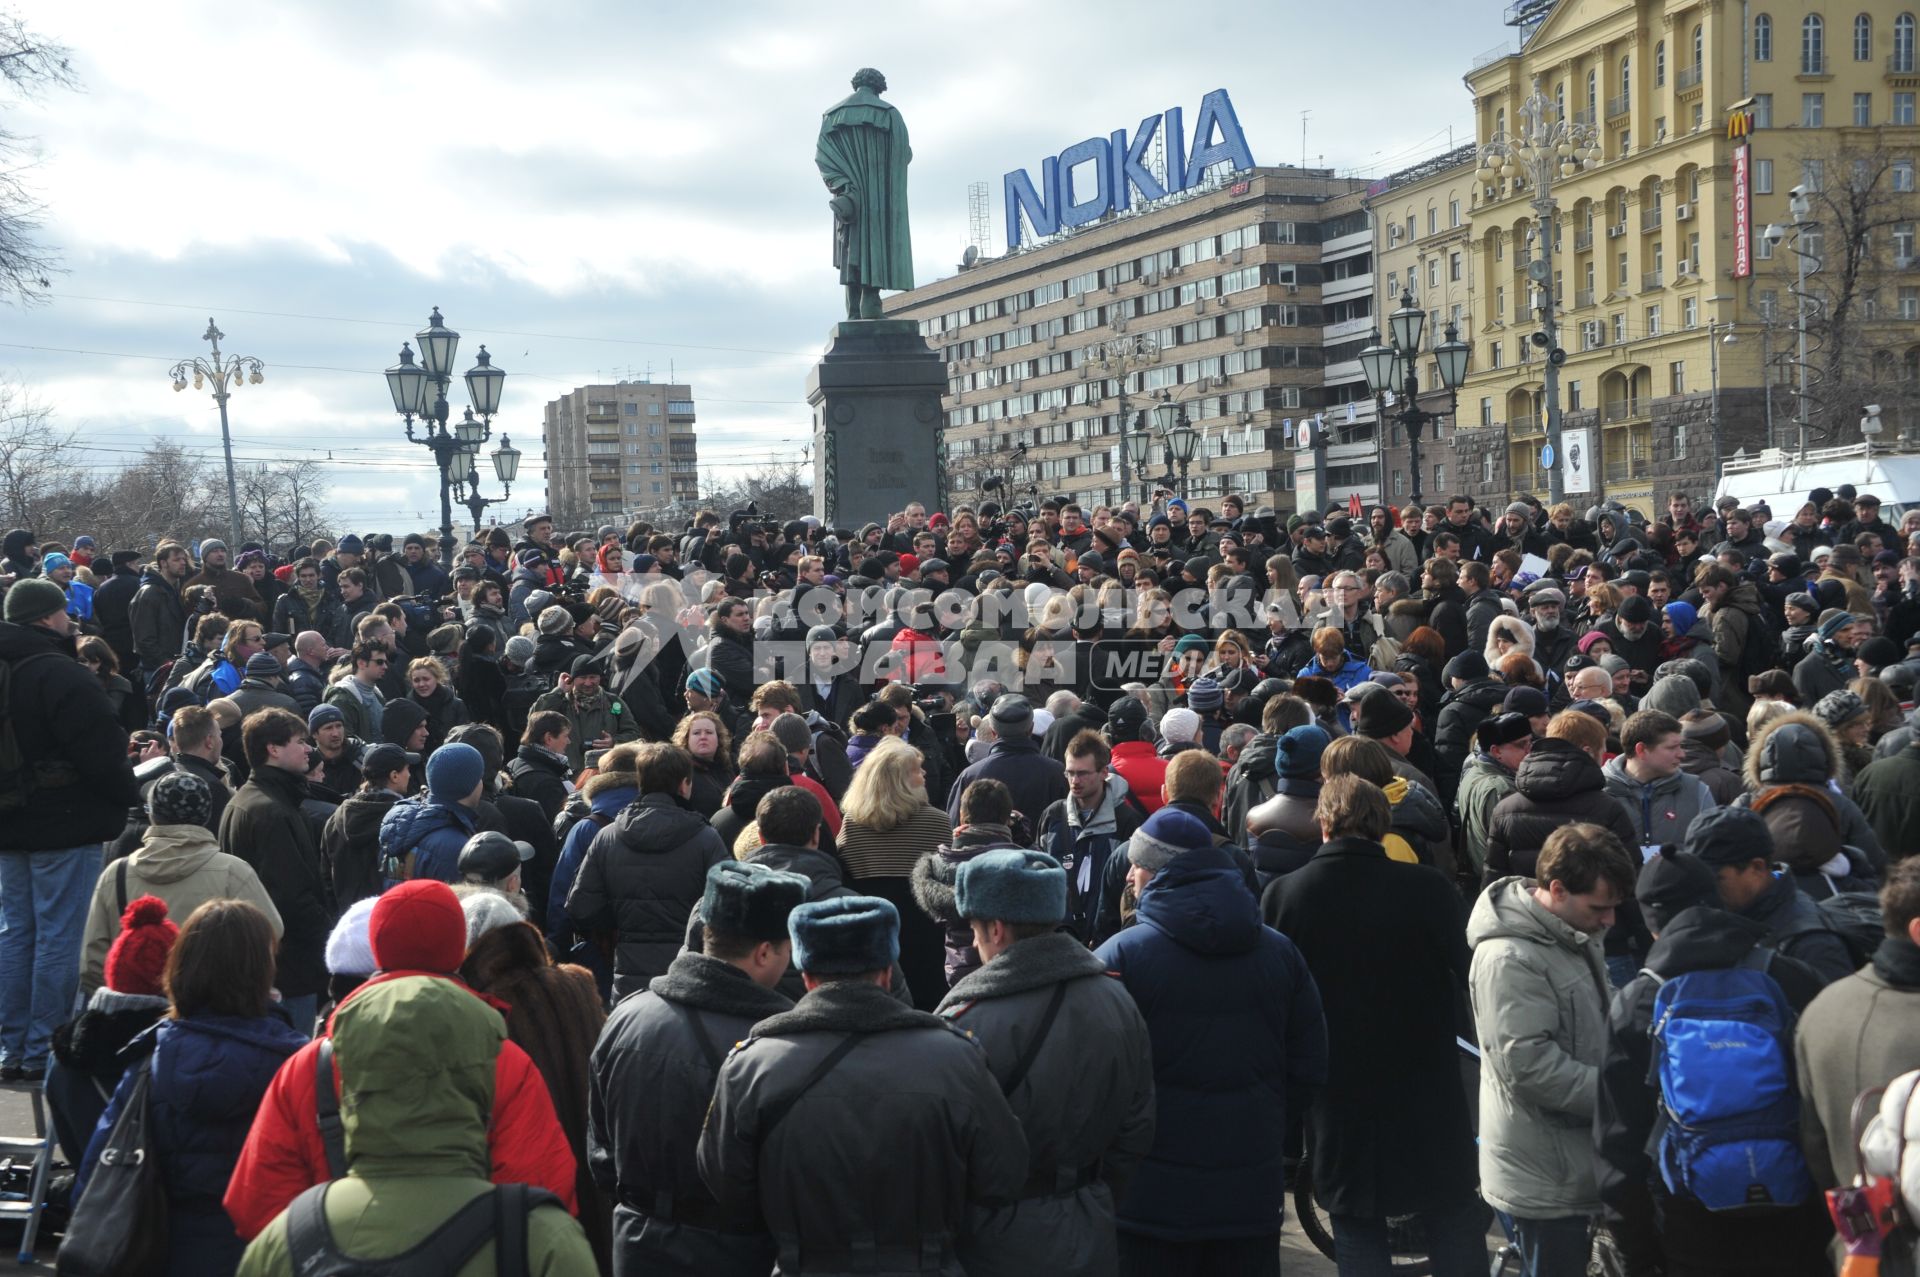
[1856,12,1873,60]
[1902,286,1920,320]
[648,402,661,415]
[1675,424,1689,459]
[1568,380,1583,410]
[1385,270,1398,297]
[1694,23,1705,67]
[1897,160,1917,191]
[1758,233,1777,260]
[1392,469,1405,496]
[648,421,663,436]
[1682,295,1699,327]
[1587,68,1599,118]
[1495,285,1506,318]
[1428,259,1440,288]
[1428,207,1438,236]
[621,402,637,415]
[1646,304,1662,335]
[1897,92,1918,124]
[1803,93,1825,127]
[1755,158,1775,193]
[1433,464,1445,492]
[1754,93,1773,127]
[1491,341,1504,368]
[1612,312,1627,343]
[1756,12,1775,60]
[1449,199,1461,227]
[1450,251,1462,282]
[1480,397,1494,426]
[1804,158,1826,190]
[1895,222,1916,260]
[1857,92,1874,125]
[1899,13,1917,71]
[1618,251,1630,288]
[1670,361,1688,395]
[1656,40,1667,84]
[1622,55,1631,96]
[1760,289,1780,319]
[1804,14,1825,73]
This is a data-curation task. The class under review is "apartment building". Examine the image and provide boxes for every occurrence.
[541,382,698,528]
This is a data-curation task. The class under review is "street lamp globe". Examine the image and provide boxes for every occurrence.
[1433,322,1472,391]
[1359,334,1396,396]
[493,436,522,485]
[1125,427,1154,470]
[416,306,459,378]
[415,372,442,422]
[386,343,427,417]
[1153,400,1179,434]
[1389,294,1426,355]
[1166,415,1200,465]
[464,345,505,418]
[454,407,487,450]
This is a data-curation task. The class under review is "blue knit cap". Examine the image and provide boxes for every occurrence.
[686,668,723,697]
[1275,724,1330,780]
[425,742,486,802]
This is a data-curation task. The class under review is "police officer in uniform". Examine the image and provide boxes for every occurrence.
[589,860,808,1275]
[936,849,1157,1277]
[698,896,1029,1276]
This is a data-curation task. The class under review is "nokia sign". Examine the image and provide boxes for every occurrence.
[1003,88,1255,251]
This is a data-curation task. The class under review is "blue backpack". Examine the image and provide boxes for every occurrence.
[1646,953,1814,1211]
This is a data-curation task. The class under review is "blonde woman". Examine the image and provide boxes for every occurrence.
[837,736,952,1009]
[406,655,470,751]
[671,710,735,819]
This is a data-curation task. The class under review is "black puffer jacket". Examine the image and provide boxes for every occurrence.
[319,786,402,910]
[567,792,727,1001]
[1485,738,1637,883]
[1432,677,1507,803]
[0,620,141,850]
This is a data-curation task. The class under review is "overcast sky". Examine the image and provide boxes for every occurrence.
[7,0,1505,534]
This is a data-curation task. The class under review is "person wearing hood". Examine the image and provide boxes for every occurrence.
[1097,809,1324,1276]
[1595,593,1664,695]
[1689,806,1859,986]
[1264,774,1485,1273]
[1733,710,1885,897]
[318,743,415,913]
[1245,723,1330,883]
[231,971,593,1276]
[589,861,805,1276]
[91,548,147,676]
[1,526,37,578]
[79,899,310,1277]
[83,771,282,998]
[914,777,1030,988]
[1469,823,1633,1273]
[1034,731,1145,944]
[1601,709,1718,851]
[1793,608,1865,706]
[1595,845,1831,1276]
[1593,508,1644,567]
[1677,709,1745,805]
[377,741,486,884]
[567,742,727,1001]
[1456,713,1534,884]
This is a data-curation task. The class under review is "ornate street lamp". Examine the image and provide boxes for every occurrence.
[385,308,507,567]
[170,318,263,548]
[1363,296,1471,511]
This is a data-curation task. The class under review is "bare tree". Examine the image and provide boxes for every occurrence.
[0,381,72,528]
[0,9,78,306]
[235,458,334,550]
[700,461,813,525]
[1777,140,1920,445]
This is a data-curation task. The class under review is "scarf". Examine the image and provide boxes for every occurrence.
[1873,934,1920,988]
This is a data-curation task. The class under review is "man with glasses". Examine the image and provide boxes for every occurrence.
[322,642,390,743]
[1312,571,1385,662]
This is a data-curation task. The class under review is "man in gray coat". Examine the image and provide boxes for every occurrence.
[936,850,1156,1276]
[1797,857,1920,1188]
[698,896,1028,1275]
[1601,709,1717,851]
[590,861,807,1276]
[1468,821,1634,1275]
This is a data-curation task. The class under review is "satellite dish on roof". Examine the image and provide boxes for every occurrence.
[962,245,980,267]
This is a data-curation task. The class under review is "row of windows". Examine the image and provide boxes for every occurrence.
[1755,12,1918,72]
[947,306,1327,395]
[947,386,1302,448]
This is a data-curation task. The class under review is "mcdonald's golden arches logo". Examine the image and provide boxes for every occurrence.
[1728,110,1754,140]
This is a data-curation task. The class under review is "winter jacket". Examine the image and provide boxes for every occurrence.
[1680,736,1745,806]
[910,824,1026,988]
[1596,907,1831,1276]
[1463,587,1506,657]
[1485,739,1638,883]
[1849,742,1920,861]
[697,979,1029,1277]
[1035,776,1146,943]
[1792,641,1854,706]
[377,794,479,884]
[410,683,469,752]
[219,765,334,998]
[530,686,638,773]
[322,677,384,743]
[271,589,350,651]
[590,953,793,1276]
[128,567,188,674]
[81,823,282,998]
[1096,847,1324,1242]
[1424,583,1471,659]
[567,792,727,1001]
[1244,777,1322,885]
[1735,711,1888,883]
[1601,756,1718,850]
[1796,940,1920,1188]
[228,976,592,1274]
[0,619,141,850]
[939,933,1157,1271]
[509,743,574,821]
[699,627,757,708]
[319,787,401,911]
[1432,677,1507,802]
[81,1013,308,1277]
[1738,870,1860,986]
[91,559,144,673]
[459,921,610,1273]
[1455,750,1519,881]
[1467,879,1611,1218]
[945,737,1068,831]
[1295,654,1374,692]
[186,562,266,623]
[547,773,636,973]
[1220,732,1277,838]
[1262,836,1478,1218]
[1109,740,1169,817]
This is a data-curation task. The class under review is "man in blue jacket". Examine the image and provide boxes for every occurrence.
[945,695,1067,831]
[1096,806,1328,1276]
[377,743,485,883]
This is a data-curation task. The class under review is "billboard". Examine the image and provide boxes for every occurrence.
[1730,108,1755,280]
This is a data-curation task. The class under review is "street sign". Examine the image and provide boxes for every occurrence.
[1562,428,1593,495]
[1540,443,1555,470]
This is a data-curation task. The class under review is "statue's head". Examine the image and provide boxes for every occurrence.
[851,68,888,94]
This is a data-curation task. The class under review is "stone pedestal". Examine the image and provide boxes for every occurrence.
[806,320,947,528]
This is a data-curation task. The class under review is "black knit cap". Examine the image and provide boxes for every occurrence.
[148,770,212,828]
[1637,846,1722,932]
[1352,688,1414,739]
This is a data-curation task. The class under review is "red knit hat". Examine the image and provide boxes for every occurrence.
[368,880,466,974]
[105,896,179,998]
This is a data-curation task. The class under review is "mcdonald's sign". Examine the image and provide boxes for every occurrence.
[1728,109,1754,140]
[1733,141,1754,278]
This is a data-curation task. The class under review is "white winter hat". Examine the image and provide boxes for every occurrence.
[1160,707,1202,744]
[324,898,380,977]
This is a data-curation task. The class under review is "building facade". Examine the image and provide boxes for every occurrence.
[541,382,698,528]
[885,168,1378,520]
[1455,0,1920,515]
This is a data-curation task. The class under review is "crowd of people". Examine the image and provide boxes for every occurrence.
[6,482,1920,1276]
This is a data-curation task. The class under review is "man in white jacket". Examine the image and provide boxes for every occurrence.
[1468,822,1636,1276]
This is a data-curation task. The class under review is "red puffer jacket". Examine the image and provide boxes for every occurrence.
[222,972,579,1240]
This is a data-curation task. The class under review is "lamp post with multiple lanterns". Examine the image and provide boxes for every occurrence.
[1359,295,1471,511]
[170,318,262,549]
[384,308,515,568]
[1150,394,1201,500]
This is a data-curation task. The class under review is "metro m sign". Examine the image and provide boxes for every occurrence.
[1732,143,1754,279]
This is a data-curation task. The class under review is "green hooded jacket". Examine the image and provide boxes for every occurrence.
[236,976,593,1276]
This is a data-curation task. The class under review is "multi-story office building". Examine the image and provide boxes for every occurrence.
[541,382,698,527]
[885,167,1377,519]
[1455,0,1920,514]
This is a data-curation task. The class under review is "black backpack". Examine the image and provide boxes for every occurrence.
[284,1180,561,1277]
[54,1058,167,1276]
[0,651,77,814]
